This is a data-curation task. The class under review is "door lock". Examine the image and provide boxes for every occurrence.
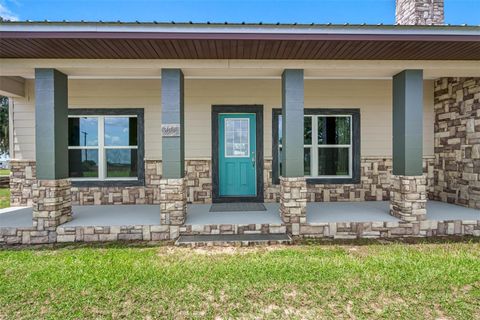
[251,152,256,167]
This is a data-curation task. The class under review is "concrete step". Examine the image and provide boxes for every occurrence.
[175,233,292,246]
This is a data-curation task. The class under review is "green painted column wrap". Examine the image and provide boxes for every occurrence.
[35,68,69,180]
[281,69,305,177]
[161,69,185,179]
[392,69,424,176]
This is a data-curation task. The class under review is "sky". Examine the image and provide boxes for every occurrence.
[0,0,479,25]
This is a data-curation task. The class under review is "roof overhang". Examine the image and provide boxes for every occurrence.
[1,22,480,60]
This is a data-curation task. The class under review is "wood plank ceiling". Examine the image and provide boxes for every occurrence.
[1,31,479,60]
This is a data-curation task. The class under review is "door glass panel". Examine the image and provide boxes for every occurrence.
[225,118,250,157]
[318,116,351,145]
[318,147,350,176]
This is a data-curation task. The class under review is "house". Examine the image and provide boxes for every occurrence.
[0,0,479,245]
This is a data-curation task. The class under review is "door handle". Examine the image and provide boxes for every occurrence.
[251,152,256,167]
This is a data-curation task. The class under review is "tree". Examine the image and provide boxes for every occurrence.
[0,96,9,156]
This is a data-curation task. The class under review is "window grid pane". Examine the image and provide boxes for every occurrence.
[68,117,98,147]
[68,115,139,181]
[317,116,351,145]
[317,147,350,176]
[225,118,249,157]
[68,149,99,178]
[106,149,138,178]
[278,113,353,179]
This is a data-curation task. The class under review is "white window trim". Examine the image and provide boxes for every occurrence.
[68,115,138,181]
[280,114,353,179]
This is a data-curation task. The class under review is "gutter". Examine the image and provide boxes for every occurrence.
[1,22,480,37]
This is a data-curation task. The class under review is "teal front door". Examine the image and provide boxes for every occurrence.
[218,113,257,197]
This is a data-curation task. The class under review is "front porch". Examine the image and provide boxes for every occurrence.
[1,200,478,229]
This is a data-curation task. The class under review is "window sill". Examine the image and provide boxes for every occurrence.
[306,177,360,185]
[71,179,145,188]
[274,177,360,185]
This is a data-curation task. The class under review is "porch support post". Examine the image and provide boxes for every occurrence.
[32,68,72,230]
[160,69,186,225]
[280,69,307,235]
[390,69,427,221]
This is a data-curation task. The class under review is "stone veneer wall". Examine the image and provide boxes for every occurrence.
[11,157,434,206]
[434,78,480,208]
[9,160,36,206]
[395,0,444,25]
[390,175,427,222]
[2,219,479,246]
[9,159,212,206]
[264,157,434,203]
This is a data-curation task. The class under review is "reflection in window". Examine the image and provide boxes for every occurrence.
[106,149,138,178]
[304,147,311,176]
[68,149,99,178]
[68,117,98,146]
[68,115,139,181]
[105,117,137,146]
[277,113,352,178]
[318,116,351,145]
[304,116,312,145]
[318,147,350,176]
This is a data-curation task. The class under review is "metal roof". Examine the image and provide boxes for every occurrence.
[1,20,479,60]
[2,20,480,27]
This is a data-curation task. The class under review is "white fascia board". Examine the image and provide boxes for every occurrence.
[1,22,480,36]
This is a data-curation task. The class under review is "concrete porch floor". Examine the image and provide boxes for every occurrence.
[0,201,479,228]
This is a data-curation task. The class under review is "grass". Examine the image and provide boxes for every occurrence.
[0,188,9,209]
[0,169,10,176]
[0,242,479,319]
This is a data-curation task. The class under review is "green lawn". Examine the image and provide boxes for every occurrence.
[0,188,9,209]
[0,242,479,319]
[0,169,9,176]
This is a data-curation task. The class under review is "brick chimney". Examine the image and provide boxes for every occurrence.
[395,0,444,25]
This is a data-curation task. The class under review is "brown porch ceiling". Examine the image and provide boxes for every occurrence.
[1,22,479,60]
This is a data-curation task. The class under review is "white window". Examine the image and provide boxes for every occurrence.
[278,114,352,178]
[68,115,138,181]
[224,118,250,157]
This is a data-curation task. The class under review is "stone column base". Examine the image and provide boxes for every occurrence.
[160,178,187,225]
[280,177,307,235]
[390,175,427,222]
[32,179,72,230]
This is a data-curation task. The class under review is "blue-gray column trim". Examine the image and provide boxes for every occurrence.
[392,69,424,176]
[161,68,185,179]
[35,68,69,180]
[281,69,304,177]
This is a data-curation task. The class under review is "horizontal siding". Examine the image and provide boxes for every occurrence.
[11,78,435,160]
[11,81,35,159]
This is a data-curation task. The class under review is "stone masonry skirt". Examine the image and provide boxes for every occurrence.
[32,179,72,230]
[159,177,187,225]
[1,219,479,246]
[390,175,427,222]
[280,176,307,235]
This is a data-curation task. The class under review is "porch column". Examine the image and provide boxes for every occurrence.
[160,69,186,225]
[280,69,307,235]
[32,68,72,230]
[390,70,427,221]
